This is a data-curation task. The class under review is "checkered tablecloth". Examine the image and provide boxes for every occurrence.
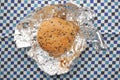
[0,0,120,80]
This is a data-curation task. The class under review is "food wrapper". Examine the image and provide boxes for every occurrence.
[14,3,107,75]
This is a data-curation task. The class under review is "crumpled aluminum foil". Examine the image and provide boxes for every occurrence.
[14,3,107,75]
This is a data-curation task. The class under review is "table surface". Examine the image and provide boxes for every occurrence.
[0,0,120,80]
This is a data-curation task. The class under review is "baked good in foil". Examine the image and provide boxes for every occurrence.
[14,2,105,75]
[37,17,79,58]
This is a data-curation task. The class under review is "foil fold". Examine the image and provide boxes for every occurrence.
[14,3,107,75]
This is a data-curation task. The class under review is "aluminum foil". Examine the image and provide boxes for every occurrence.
[14,3,107,75]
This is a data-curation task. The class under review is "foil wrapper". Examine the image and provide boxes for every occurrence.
[14,3,107,75]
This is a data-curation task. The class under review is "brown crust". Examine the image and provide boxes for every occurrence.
[37,17,79,57]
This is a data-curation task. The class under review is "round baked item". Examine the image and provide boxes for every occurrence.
[37,17,79,58]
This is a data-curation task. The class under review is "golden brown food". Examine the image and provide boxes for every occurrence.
[37,17,79,57]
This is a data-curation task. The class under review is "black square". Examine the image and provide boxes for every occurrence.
[0,30,2,33]
[58,1,61,3]
[113,47,117,50]
[101,9,105,13]
[108,30,111,32]
[27,65,30,68]
[111,37,114,40]
[83,75,87,78]
[80,4,83,7]
[6,23,9,26]
[31,61,34,64]
[13,78,17,80]
[13,17,17,20]
[24,54,28,58]
[115,23,118,26]
[97,75,101,78]
[105,20,108,23]
[91,68,94,71]
[20,71,23,74]
[18,0,21,3]
[11,41,15,44]
[116,58,119,61]
[92,54,95,57]
[115,71,118,74]
[73,71,77,74]
[20,10,24,13]
[94,78,97,80]
[1,65,4,68]
[119,5,120,8]
[21,58,24,61]
[108,64,112,68]
[45,1,48,4]
[5,48,8,51]
[111,75,115,78]
[101,71,104,74]
[90,7,94,10]
[1,3,4,6]
[28,4,31,7]
[98,27,101,30]
[4,75,7,78]
[112,12,115,16]
[94,17,98,20]
[11,7,14,9]
[1,38,5,41]
[88,57,92,61]
[81,64,84,68]
[30,75,33,78]
[108,2,111,6]
[98,61,102,64]
[10,68,14,71]
[17,61,21,64]
[86,47,89,50]
[97,0,101,3]
[37,68,40,71]
[4,13,7,16]
[106,54,109,57]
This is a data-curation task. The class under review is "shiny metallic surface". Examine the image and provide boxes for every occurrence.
[14,3,107,75]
